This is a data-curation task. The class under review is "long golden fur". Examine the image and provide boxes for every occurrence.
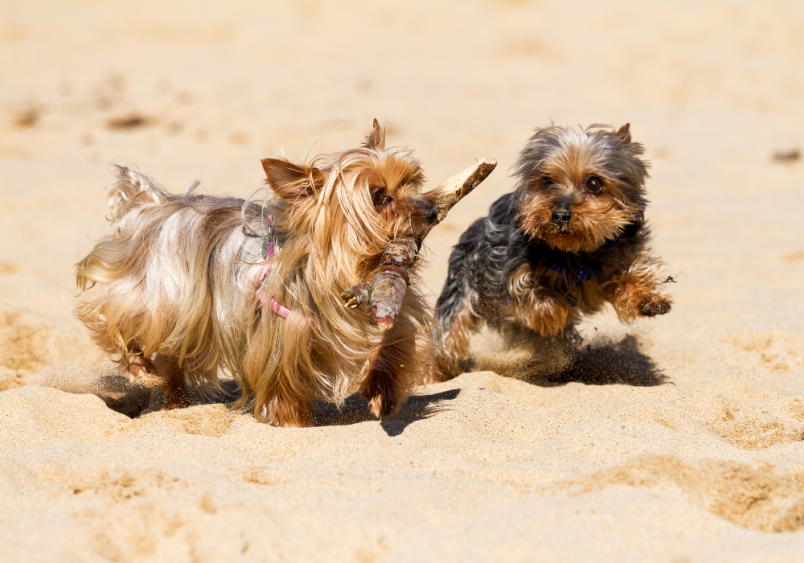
[75,121,437,427]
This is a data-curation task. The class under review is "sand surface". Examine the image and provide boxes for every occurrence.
[2,0,804,561]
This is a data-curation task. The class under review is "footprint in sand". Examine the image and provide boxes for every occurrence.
[702,397,804,450]
[720,332,804,374]
[136,404,236,438]
[0,309,50,390]
[39,464,186,501]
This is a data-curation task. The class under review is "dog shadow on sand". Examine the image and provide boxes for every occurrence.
[97,373,459,436]
[310,389,460,436]
[539,334,669,388]
[469,325,668,389]
[96,334,659,434]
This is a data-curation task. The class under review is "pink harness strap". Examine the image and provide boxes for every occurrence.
[270,297,291,319]
[255,238,291,319]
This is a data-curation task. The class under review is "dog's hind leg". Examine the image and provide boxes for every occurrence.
[151,354,193,409]
[430,300,477,382]
[253,381,311,427]
[241,319,311,427]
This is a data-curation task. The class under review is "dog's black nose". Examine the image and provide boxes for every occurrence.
[424,205,439,223]
[552,208,571,227]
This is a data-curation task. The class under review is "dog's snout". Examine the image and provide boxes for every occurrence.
[413,198,440,224]
[552,208,571,227]
[424,204,439,223]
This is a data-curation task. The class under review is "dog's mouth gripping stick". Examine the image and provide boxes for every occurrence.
[341,158,497,330]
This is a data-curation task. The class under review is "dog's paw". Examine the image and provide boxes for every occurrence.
[639,295,672,317]
[366,390,400,419]
[126,354,163,388]
[360,375,401,419]
[160,383,194,410]
[418,371,438,386]
[254,395,311,427]
[340,283,370,310]
[367,394,386,418]
[420,362,448,385]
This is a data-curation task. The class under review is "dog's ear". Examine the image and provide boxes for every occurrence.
[616,123,632,144]
[261,158,324,203]
[363,118,385,150]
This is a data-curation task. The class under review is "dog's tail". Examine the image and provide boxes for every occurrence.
[105,165,171,223]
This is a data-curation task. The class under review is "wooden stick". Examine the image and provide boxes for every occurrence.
[341,158,496,330]
[422,158,497,228]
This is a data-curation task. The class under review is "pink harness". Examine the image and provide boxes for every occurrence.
[256,238,291,319]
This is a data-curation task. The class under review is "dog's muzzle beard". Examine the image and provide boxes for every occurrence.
[542,203,586,252]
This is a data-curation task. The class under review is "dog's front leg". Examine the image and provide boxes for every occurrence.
[124,352,162,388]
[605,258,672,322]
[124,351,192,410]
[510,290,572,337]
[359,318,417,419]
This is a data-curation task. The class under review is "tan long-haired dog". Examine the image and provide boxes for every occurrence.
[75,121,439,427]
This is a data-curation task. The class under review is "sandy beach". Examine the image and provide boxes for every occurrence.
[1,0,804,560]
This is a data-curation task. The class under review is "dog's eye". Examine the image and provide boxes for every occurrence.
[586,177,603,193]
[371,188,389,207]
[542,177,555,187]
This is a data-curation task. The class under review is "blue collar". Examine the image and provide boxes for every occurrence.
[541,257,594,287]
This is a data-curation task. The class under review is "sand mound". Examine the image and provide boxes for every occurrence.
[561,456,804,533]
